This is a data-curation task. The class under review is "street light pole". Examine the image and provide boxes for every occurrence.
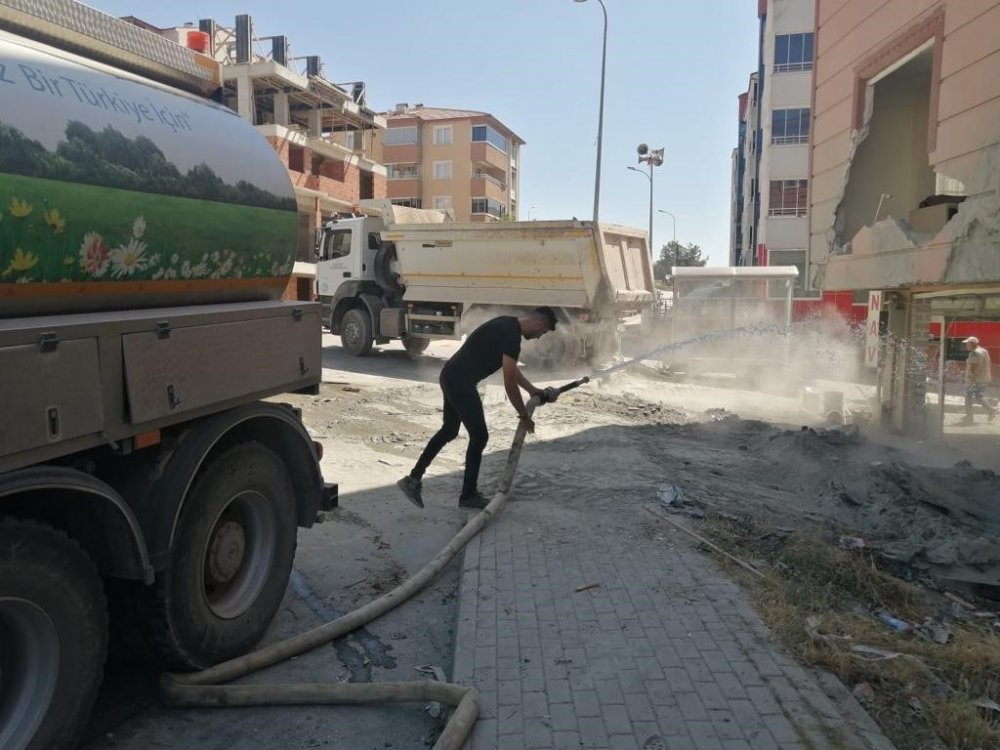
[627,164,654,264]
[574,0,607,224]
[658,209,676,271]
[628,144,664,269]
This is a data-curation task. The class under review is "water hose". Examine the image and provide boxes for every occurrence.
[160,377,591,749]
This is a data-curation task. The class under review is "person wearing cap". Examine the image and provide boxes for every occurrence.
[398,307,560,509]
[961,336,995,424]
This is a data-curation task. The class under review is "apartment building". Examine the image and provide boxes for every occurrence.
[733,0,816,295]
[731,0,866,325]
[378,105,523,222]
[810,0,1000,435]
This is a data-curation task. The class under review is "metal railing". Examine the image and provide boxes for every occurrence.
[473,172,505,189]
[774,61,813,73]
[767,207,807,217]
[771,135,809,146]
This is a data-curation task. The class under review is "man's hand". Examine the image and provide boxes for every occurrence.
[542,386,560,404]
[519,414,536,434]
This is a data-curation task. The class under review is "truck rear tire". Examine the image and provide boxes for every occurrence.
[341,308,374,357]
[402,335,430,358]
[521,331,571,370]
[0,518,107,750]
[140,443,298,669]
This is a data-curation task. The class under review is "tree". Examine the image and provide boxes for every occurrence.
[654,240,707,280]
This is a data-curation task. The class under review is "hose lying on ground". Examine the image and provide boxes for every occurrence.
[161,378,588,749]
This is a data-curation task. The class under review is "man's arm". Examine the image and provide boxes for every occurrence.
[516,369,542,398]
[502,355,535,433]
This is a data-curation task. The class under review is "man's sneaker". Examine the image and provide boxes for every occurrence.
[396,476,424,508]
[458,491,491,510]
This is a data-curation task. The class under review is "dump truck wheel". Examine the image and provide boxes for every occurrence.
[0,518,107,750]
[341,308,374,357]
[140,443,297,669]
[522,332,572,370]
[402,335,430,358]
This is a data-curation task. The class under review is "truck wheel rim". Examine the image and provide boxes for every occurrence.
[0,599,59,750]
[202,491,277,620]
[343,319,360,347]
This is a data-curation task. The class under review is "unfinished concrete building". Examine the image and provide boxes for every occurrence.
[810,1,1000,436]
[149,17,387,299]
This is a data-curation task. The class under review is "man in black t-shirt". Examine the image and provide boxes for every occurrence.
[397,307,559,509]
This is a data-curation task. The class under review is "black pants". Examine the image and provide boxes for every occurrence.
[411,372,489,498]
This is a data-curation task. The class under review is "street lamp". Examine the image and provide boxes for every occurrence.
[573,0,608,224]
[627,144,664,265]
[657,209,676,271]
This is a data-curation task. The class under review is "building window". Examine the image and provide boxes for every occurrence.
[384,125,418,145]
[472,124,509,154]
[390,197,422,208]
[774,33,814,72]
[432,196,453,210]
[433,160,453,180]
[768,179,808,217]
[433,125,453,145]
[387,163,420,180]
[471,197,506,218]
[344,131,357,150]
[771,109,810,145]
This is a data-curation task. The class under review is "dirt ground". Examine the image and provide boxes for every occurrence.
[83,330,999,749]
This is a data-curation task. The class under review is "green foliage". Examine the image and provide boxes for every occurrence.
[654,240,707,279]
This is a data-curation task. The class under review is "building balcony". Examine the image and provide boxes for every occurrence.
[471,174,506,201]
[470,142,509,171]
[383,143,421,163]
[386,178,421,197]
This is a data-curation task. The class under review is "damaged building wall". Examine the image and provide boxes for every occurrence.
[837,53,936,247]
[810,0,1000,293]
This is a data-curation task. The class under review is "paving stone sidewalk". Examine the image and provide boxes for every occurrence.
[452,495,896,750]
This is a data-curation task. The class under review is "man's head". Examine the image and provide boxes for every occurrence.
[520,306,558,340]
[964,336,979,351]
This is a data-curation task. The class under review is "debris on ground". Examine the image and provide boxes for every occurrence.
[636,415,1000,594]
[876,610,912,633]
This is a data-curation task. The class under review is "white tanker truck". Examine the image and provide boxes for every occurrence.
[0,3,333,749]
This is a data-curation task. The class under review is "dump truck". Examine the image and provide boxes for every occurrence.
[316,200,654,368]
[0,3,333,749]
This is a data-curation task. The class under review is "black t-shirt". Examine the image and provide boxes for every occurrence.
[443,316,521,384]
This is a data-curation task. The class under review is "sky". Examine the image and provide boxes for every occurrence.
[87,0,760,265]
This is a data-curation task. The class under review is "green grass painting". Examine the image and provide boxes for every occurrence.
[0,173,297,284]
